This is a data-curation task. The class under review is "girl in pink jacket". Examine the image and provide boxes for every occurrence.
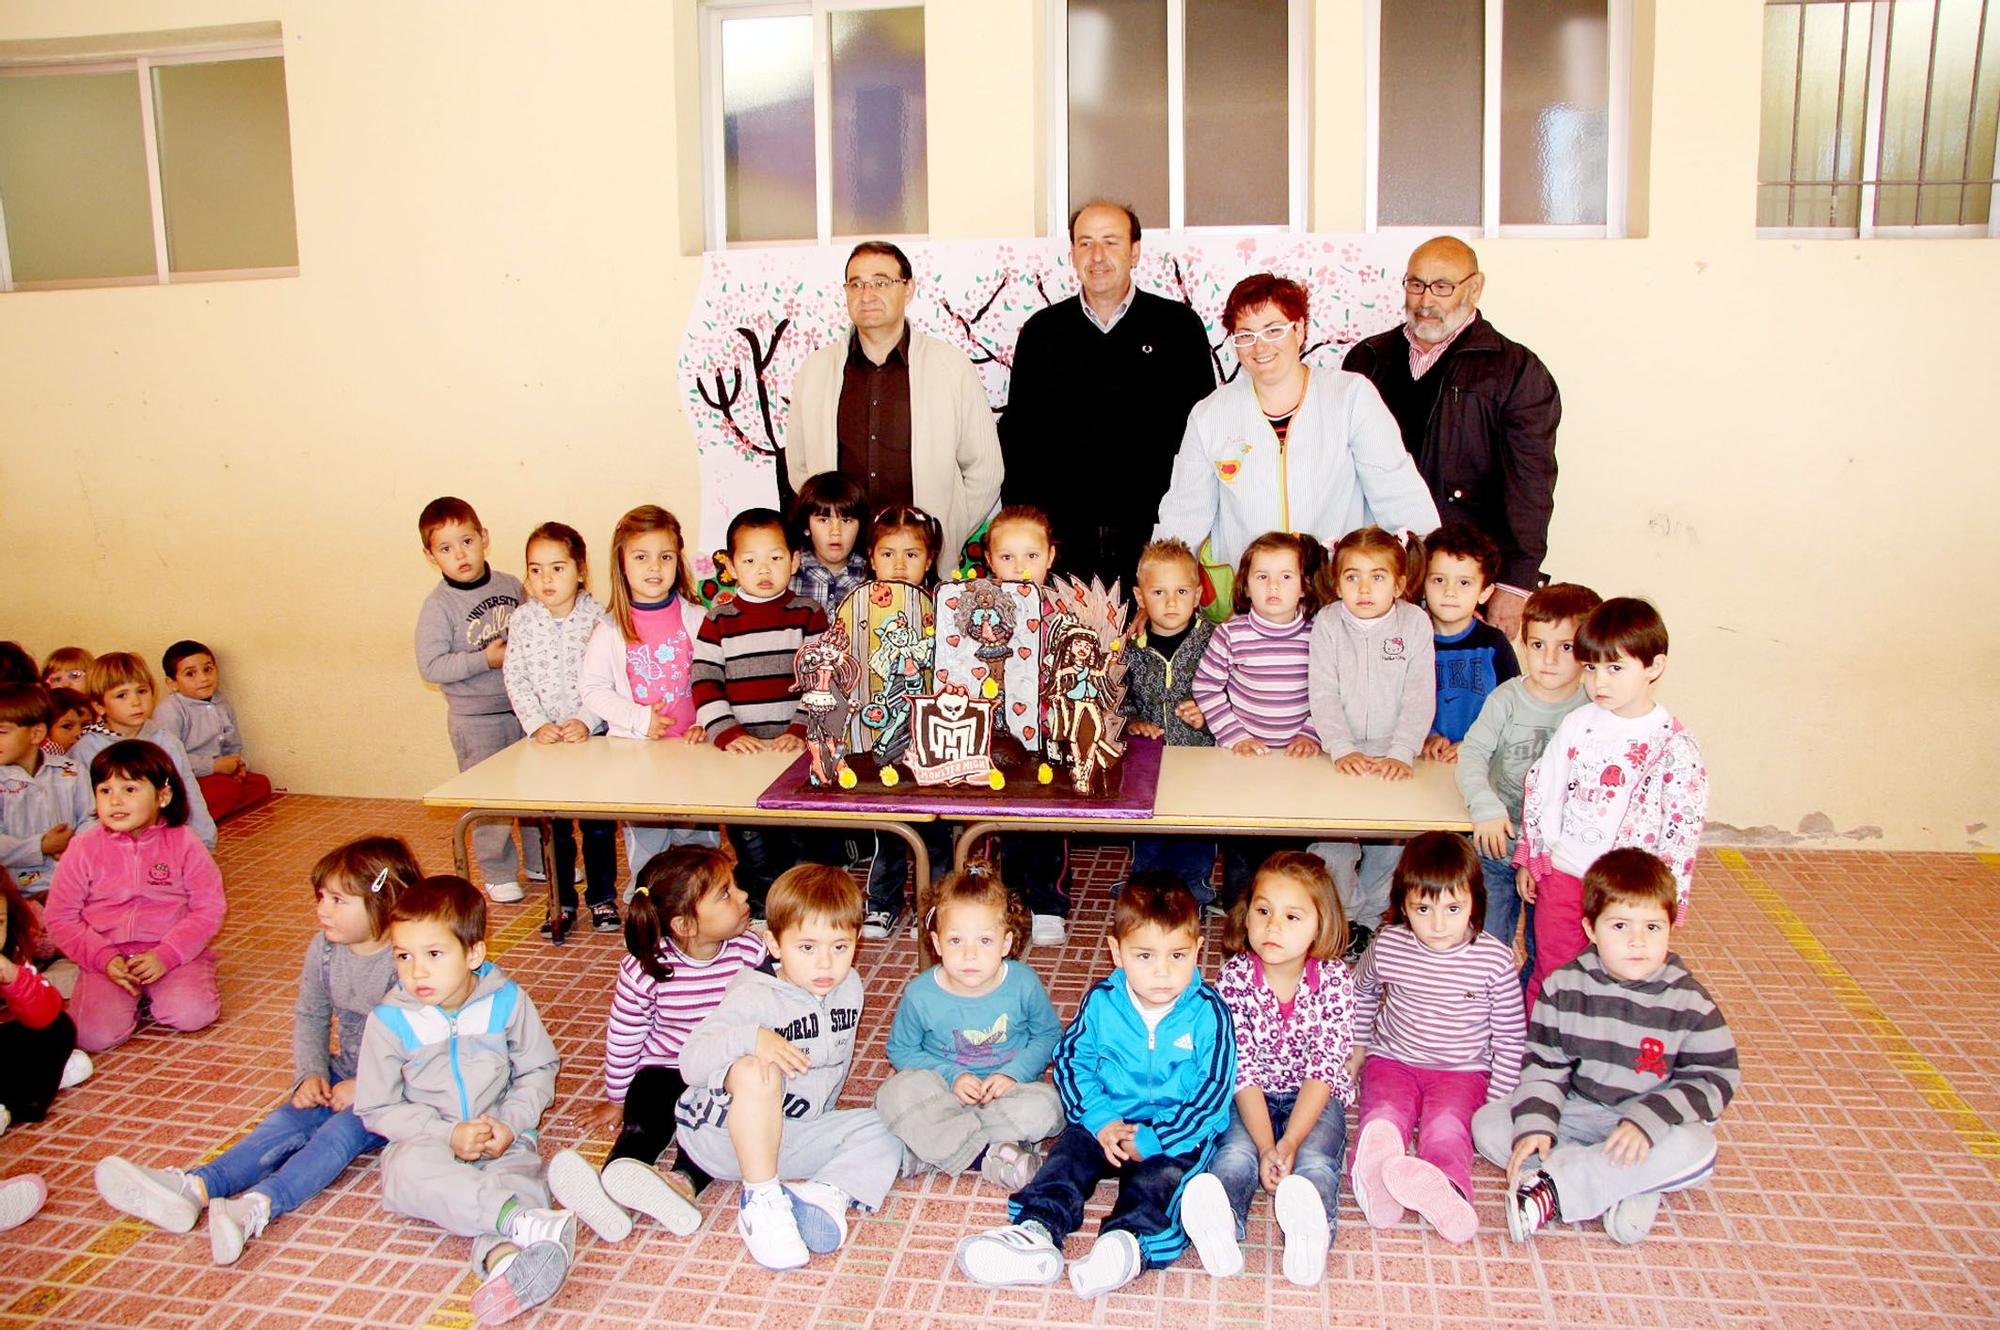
[45,740,225,1053]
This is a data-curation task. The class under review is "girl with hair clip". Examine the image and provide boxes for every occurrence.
[549,845,760,1243]
[1190,530,1329,910]
[875,865,1063,1189]
[577,506,722,893]
[95,837,425,1265]
[1306,525,1437,958]
[44,740,224,1054]
[506,520,619,934]
[0,865,90,1140]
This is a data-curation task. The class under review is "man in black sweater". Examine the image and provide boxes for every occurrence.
[998,202,1214,588]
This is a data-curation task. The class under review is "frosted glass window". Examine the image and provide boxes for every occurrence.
[721,13,816,243]
[153,57,298,272]
[1499,0,1609,226]
[830,6,927,236]
[1067,0,1169,229]
[0,71,155,283]
[1378,0,1484,227]
[1758,3,1870,229]
[1877,0,1998,226]
[1184,0,1288,226]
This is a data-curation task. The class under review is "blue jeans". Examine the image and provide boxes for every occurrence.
[1203,1089,1346,1241]
[190,1088,386,1219]
[1128,836,1219,907]
[1480,853,1522,950]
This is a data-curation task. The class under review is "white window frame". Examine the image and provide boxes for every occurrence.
[699,0,929,251]
[1757,0,2000,240]
[0,40,295,292]
[1044,0,1311,237]
[1362,0,1632,239]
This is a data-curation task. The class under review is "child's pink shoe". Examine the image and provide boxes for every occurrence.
[1349,1119,1406,1228]
[1381,1155,1478,1244]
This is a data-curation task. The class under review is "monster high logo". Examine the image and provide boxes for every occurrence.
[906,688,998,786]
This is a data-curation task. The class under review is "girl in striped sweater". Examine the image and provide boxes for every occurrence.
[549,846,762,1242]
[1347,832,1525,1244]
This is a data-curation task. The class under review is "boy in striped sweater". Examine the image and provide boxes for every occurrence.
[693,509,827,911]
[1473,848,1739,1245]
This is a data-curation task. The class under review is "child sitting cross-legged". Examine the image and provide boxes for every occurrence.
[956,874,1236,1299]
[672,864,902,1271]
[153,640,273,821]
[1,866,91,1139]
[355,875,571,1327]
[875,866,1064,1188]
[1475,848,1738,1245]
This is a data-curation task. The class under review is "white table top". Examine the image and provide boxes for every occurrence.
[424,738,1469,835]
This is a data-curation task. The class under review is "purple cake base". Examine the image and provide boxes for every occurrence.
[757,736,1163,818]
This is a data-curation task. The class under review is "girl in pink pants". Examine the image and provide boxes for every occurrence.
[45,740,224,1053]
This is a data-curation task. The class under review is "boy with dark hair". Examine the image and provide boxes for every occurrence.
[153,640,273,821]
[1421,521,1519,763]
[355,875,568,1326]
[1473,848,1738,1246]
[956,873,1235,1298]
[788,472,871,615]
[0,683,93,895]
[413,497,536,904]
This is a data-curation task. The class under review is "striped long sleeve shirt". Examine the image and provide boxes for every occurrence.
[1511,948,1739,1148]
[691,592,827,749]
[600,932,766,1101]
[1352,924,1527,1100]
[1190,609,1318,748]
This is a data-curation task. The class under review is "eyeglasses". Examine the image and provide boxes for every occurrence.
[843,277,908,294]
[1225,322,1298,348]
[1403,273,1477,298]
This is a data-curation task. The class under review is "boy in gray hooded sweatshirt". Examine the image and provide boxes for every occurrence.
[674,863,902,1271]
[355,876,569,1327]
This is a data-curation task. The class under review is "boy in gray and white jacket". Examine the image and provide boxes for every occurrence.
[674,864,902,1271]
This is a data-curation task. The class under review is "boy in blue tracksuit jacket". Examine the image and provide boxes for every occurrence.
[955,874,1235,1299]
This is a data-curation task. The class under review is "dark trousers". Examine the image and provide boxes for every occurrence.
[1128,837,1219,907]
[865,823,957,917]
[726,824,795,910]
[996,832,1071,918]
[1220,837,1298,912]
[1009,1121,1206,1269]
[610,1065,714,1194]
[0,1011,76,1124]
[551,818,618,911]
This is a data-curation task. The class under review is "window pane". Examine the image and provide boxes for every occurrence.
[1773,2,1870,228]
[152,57,297,272]
[0,71,155,282]
[1379,0,1483,227]
[830,6,927,236]
[1184,0,1288,226]
[1500,0,1608,226]
[1879,0,1991,226]
[721,14,815,243]
[1068,0,1168,230]
[1968,2,2000,225]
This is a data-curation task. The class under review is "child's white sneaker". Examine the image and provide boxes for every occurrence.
[737,1184,809,1270]
[485,880,525,904]
[59,1049,94,1090]
[784,1181,849,1253]
[0,1174,47,1232]
[955,1220,1064,1287]
[547,1148,632,1243]
[601,1158,702,1237]
[1273,1173,1331,1285]
[1602,1189,1662,1245]
[472,1239,570,1325]
[208,1191,271,1265]
[504,1206,577,1261]
[1067,1228,1142,1298]
[1178,1172,1243,1278]
[95,1156,203,1232]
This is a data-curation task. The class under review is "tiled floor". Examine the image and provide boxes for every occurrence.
[3,797,1998,1329]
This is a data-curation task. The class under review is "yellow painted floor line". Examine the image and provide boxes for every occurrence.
[1979,852,2000,871]
[1717,849,2000,1169]
[13,906,546,1328]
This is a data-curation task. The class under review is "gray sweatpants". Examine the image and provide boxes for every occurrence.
[1309,840,1403,933]
[875,1068,1065,1176]
[623,824,722,894]
[1472,1088,1718,1224]
[380,1138,550,1271]
[677,1106,903,1212]
[447,711,542,884]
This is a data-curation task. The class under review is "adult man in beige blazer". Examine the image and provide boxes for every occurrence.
[783,241,1003,567]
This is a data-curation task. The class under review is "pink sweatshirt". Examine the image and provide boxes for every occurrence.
[44,822,225,975]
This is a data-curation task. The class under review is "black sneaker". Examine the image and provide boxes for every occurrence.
[1344,923,1374,963]
[591,903,621,932]
[538,909,577,937]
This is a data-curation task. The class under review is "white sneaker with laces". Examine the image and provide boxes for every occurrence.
[95,1156,203,1232]
[1178,1172,1243,1278]
[1030,914,1068,947]
[59,1049,94,1091]
[737,1185,809,1270]
[859,908,897,941]
[208,1192,271,1265]
[485,880,525,904]
[955,1221,1064,1287]
[784,1181,849,1253]
[504,1206,577,1262]
[1068,1229,1142,1298]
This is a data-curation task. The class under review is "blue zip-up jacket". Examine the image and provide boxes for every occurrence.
[1051,969,1236,1161]
[354,962,558,1147]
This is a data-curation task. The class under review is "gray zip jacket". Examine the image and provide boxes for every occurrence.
[676,963,863,1127]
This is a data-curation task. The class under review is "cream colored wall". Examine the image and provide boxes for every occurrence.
[1,0,1994,849]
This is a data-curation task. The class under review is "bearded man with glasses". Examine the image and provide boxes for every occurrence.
[1342,237,1562,642]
